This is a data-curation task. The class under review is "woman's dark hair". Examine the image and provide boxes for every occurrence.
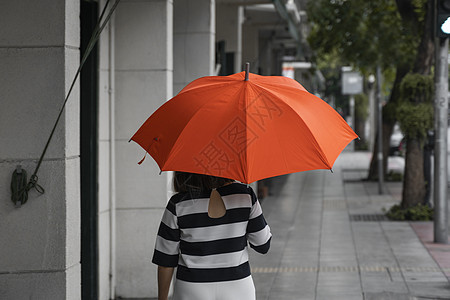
[173,171,234,193]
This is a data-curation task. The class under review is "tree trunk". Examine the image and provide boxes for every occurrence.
[412,0,435,75]
[400,0,434,207]
[401,138,425,208]
[368,0,434,182]
[367,63,409,180]
[367,120,394,179]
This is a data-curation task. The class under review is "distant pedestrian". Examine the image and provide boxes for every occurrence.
[152,171,272,300]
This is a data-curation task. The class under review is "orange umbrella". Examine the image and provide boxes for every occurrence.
[130,70,357,184]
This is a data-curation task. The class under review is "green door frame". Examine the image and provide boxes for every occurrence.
[80,1,99,299]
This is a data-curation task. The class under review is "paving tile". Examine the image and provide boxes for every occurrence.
[402,271,448,282]
[363,291,410,300]
[316,271,362,297]
[361,271,408,294]
[252,273,274,300]
[249,151,450,299]
[407,282,450,298]
[410,222,450,282]
[268,272,316,300]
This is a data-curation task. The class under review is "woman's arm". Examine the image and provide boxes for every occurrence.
[153,198,180,300]
[246,189,272,254]
[158,266,174,300]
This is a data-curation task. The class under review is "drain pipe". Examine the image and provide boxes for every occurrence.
[108,13,117,299]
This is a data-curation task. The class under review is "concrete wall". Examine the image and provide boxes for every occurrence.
[173,0,215,94]
[242,24,260,73]
[0,1,80,299]
[96,1,217,298]
[0,1,288,298]
[113,0,173,298]
[216,3,243,73]
[258,32,275,76]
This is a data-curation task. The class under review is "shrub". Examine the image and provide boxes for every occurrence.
[386,171,403,182]
[385,204,433,221]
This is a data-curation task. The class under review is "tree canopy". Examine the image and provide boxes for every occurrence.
[307,0,436,209]
[307,0,420,73]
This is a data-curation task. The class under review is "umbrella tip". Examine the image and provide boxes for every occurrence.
[244,62,250,81]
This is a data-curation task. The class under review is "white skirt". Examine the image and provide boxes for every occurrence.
[172,275,256,300]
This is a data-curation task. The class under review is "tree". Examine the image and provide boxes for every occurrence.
[395,0,435,208]
[397,73,434,207]
[306,0,435,208]
[306,0,419,179]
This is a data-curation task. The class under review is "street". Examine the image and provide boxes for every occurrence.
[249,151,450,300]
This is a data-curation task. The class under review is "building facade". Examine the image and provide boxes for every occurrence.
[0,0,309,298]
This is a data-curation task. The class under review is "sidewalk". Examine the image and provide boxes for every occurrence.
[250,150,450,300]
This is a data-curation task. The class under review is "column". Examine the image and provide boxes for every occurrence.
[113,0,173,298]
[242,24,260,73]
[173,0,215,94]
[216,3,243,73]
[0,1,80,299]
[259,32,274,75]
[98,0,114,299]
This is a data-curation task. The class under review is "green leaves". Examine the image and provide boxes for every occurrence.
[399,72,434,104]
[306,0,420,70]
[397,102,433,140]
[386,204,433,220]
[396,73,434,141]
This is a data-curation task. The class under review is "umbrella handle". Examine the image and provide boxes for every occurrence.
[245,62,250,81]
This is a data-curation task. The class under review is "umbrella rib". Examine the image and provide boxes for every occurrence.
[160,102,212,171]
[248,83,333,169]
[132,72,357,183]
[162,83,247,173]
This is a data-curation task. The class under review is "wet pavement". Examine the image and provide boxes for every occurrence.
[249,150,450,300]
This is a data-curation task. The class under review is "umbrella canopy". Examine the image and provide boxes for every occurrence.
[130,71,358,183]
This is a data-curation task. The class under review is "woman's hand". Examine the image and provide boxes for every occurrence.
[158,266,174,300]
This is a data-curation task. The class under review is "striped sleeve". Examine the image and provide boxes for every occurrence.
[152,199,180,267]
[246,189,272,254]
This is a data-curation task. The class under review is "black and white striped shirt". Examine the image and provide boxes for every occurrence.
[152,182,272,283]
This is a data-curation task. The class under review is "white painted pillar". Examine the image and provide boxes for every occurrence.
[113,0,173,298]
[98,0,115,298]
[216,3,243,73]
[0,1,80,299]
[173,0,215,94]
[236,6,244,73]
